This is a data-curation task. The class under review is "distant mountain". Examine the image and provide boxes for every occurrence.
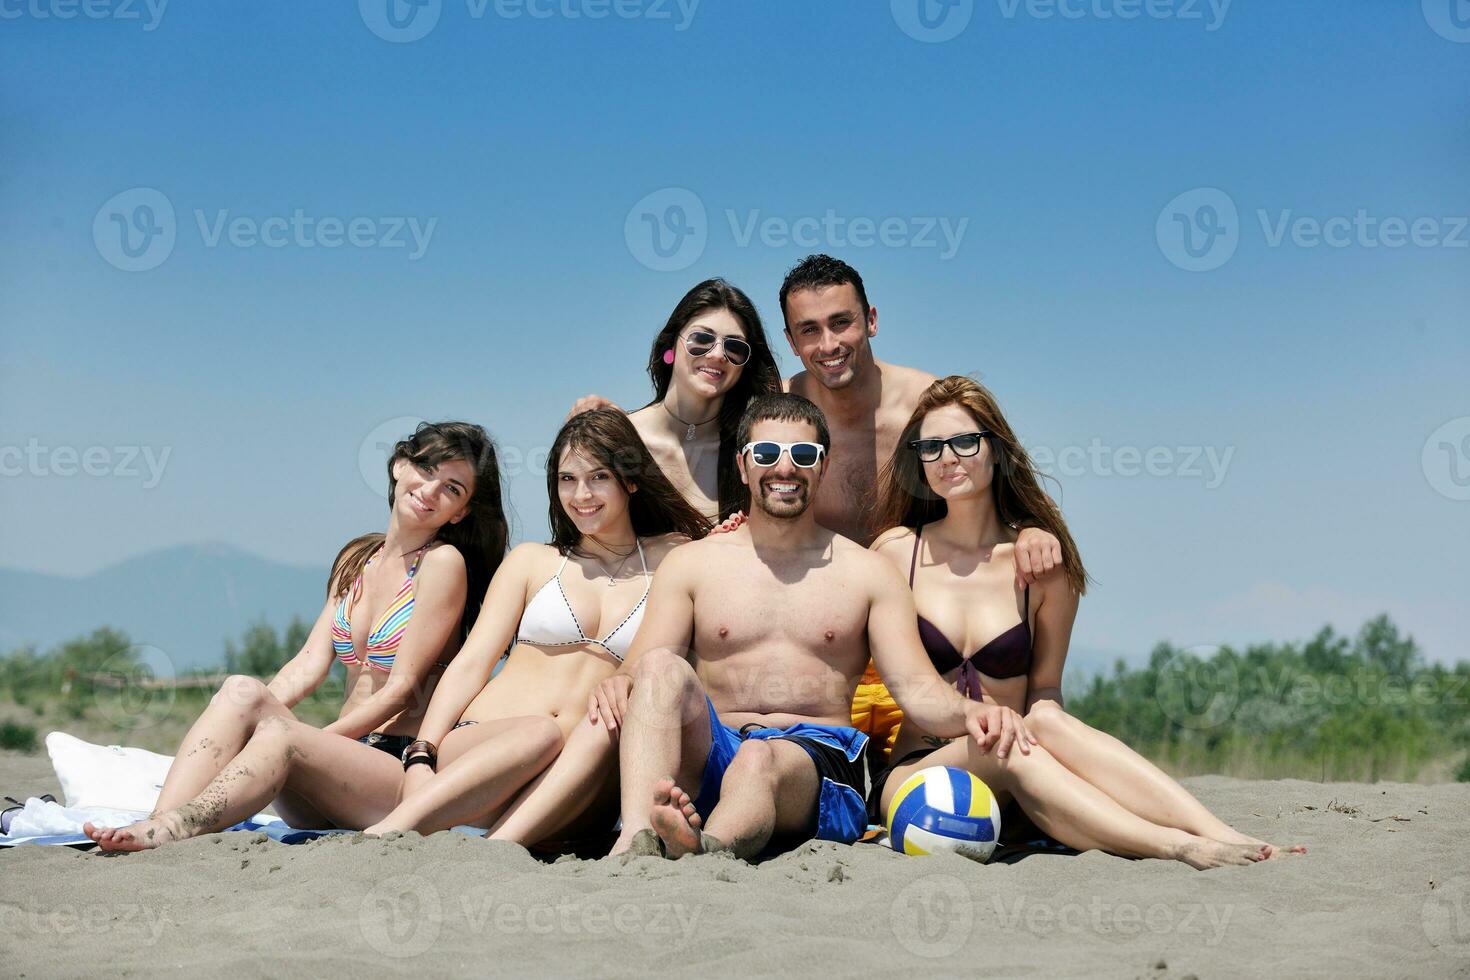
[0,544,328,673]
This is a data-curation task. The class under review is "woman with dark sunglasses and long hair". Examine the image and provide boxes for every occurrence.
[87,421,509,850]
[865,377,1303,867]
[361,409,711,837]
[571,279,782,521]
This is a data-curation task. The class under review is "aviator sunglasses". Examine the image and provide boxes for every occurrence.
[741,441,826,468]
[682,329,752,366]
[909,431,991,463]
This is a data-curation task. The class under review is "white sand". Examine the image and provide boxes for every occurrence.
[3,752,1468,978]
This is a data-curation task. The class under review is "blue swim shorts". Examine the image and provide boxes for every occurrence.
[692,696,869,845]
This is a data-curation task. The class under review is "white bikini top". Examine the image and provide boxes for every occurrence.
[515,541,650,662]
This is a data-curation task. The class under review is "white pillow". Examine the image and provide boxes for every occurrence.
[44,732,175,812]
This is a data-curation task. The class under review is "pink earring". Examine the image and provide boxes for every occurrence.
[662,349,675,365]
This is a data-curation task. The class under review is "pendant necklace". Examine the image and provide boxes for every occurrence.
[662,401,719,442]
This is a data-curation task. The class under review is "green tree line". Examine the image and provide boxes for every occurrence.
[1,614,1466,782]
[1067,615,1470,782]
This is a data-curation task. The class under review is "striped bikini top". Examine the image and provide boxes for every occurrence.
[331,544,430,672]
[515,541,650,662]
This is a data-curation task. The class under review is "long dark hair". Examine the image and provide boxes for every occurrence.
[329,421,509,635]
[547,409,712,554]
[644,279,781,517]
[874,377,1089,595]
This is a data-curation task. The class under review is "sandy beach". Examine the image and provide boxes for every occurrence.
[2,750,1467,978]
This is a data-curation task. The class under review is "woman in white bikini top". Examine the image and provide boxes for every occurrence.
[361,409,710,838]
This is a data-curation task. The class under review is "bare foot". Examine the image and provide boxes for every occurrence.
[649,777,704,859]
[1177,838,1270,870]
[1258,842,1308,859]
[86,816,179,852]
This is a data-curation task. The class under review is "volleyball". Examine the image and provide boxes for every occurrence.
[885,766,1002,863]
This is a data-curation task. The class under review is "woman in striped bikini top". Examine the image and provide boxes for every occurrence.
[331,543,431,673]
[88,421,513,853]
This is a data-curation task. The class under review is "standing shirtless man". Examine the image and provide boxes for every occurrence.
[775,255,1061,766]
[591,393,1034,858]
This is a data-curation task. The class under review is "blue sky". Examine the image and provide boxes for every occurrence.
[2,0,1467,666]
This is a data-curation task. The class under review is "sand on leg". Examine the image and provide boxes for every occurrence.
[87,717,404,850]
[609,649,713,855]
[1024,702,1304,856]
[152,675,297,813]
[363,717,563,835]
[658,739,819,860]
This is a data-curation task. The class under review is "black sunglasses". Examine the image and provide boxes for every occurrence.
[909,431,990,463]
[683,329,752,366]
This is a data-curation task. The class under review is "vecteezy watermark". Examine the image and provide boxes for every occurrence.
[727,210,968,260]
[93,188,177,273]
[358,416,424,498]
[1423,875,1470,958]
[1157,187,1470,272]
[93,188,437,272]
[1155,188,1240,272]
[890,874,975,959]
[1027,440,1235,489]
[994,0,1232,31]
[359,874,443,958]
[1423,417,1470,502]
[1423,0,1470,43]
[82,644,179,734]
[1154,647,1469,731]
[1154,645,1238,731]
[891,0,974,42]
[194,210,436,259]
[0,0,168,30]
[625,188,969,271]
[459,890,703,942]
[0,902,173,942]
[359,0,699,43]
[0,439,171,488]
[990,895,1235,944]
[624,188,708,272]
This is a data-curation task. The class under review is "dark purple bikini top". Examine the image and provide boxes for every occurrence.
[910,525,1033,696]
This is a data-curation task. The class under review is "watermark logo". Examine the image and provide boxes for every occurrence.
[358,416,423,498]
[890,874,974,958]
[891,0,974,42]
[625,188,970,270]
[0,0,169,30]
[625,188,707,272]
[1156,187,1239,272]
[360,0,442,42]
[360,0,699,41]
[1026,439,1234,489]
[93,188,176,272]
[359,874,443,957]
[995,0,1231,31]
[93,190,436,271]
[0,439,171,488]
[89,644,178,733]
[1423,417,1470,501]
[1423,0,1470,43]
[991,895,1235,944]
[1423,875,1470,958]
[1154,645,1239,731]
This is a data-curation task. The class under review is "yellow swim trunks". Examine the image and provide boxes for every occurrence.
[850,659,903,762]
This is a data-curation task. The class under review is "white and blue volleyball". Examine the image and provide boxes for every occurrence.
[885,766,1002,862]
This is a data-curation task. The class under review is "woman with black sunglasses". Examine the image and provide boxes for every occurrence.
[866,376,1304,865]
[573,279,782,521]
